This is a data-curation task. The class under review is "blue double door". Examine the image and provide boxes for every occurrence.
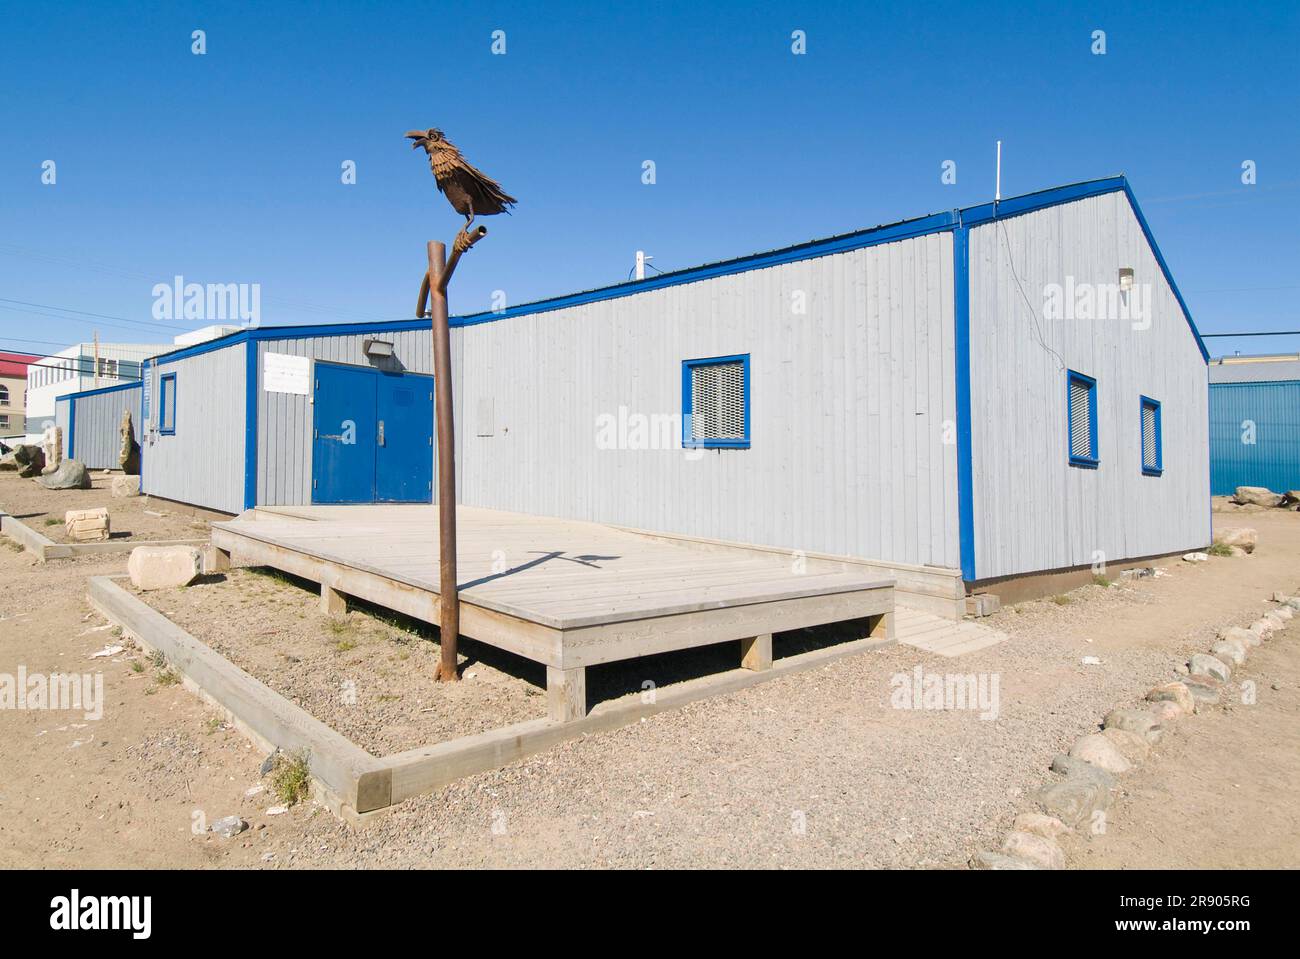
[311,362,434,504]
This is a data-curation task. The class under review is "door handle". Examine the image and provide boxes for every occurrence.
[378,420,385,446]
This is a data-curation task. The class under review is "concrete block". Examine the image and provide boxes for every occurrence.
[128,545,202,591]
[111,475,142,497]
[64,507,110,543]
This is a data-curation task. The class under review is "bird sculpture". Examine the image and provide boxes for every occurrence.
[406,128,516,228]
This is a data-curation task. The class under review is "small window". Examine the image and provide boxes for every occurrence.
[683,354,750,449]
[0,384,8,406]
[0,415,9,430]
[1067,370,1098,468]
[1140,396,1162,476]
[159,373,177,435]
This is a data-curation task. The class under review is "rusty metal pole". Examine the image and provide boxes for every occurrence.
[427,240,460,682]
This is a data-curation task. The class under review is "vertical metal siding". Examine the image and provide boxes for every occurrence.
[968,192,1210,579]
[70,385,141,469]
[453,233,961,569]
[1209,381,1300,496]
[255,330,435,506]
[143,346,246,513]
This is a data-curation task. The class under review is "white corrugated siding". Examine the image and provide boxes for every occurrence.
[452,232,961,568]
[143,346,246,514]
[967,191,1210,579]
[71,385,140,469]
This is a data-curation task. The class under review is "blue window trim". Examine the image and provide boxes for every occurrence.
[1140,395,1163,476]
[682,354,751,449]
[1067,370,1099,469]
[159,372,177,435]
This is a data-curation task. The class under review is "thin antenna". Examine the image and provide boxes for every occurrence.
[635,250,652,281]
[995,140,1002,202]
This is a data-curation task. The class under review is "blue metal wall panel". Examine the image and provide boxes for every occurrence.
[1210,381,1300,496]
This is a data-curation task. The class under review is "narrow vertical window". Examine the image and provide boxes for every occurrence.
[160,373,177,435]
[1067,370,1098,467]
[1140,396,1162,476]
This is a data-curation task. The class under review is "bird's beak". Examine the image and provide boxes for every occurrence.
[405,130,425,148]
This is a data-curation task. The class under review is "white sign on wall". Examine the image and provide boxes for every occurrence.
[263,352,310,395]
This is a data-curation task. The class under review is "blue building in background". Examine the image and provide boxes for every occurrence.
[1209,355,1300,496]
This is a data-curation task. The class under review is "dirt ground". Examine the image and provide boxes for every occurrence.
[0,470,216,544]
[0,510,1297,869]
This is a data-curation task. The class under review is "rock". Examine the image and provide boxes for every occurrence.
[111,474,141,497]
[35,459,91,490]
[1221,625,1260,649]
[1148,700,1184,724]
[1069,733,1131,774]
[1101,727,1151,763]
[1182,676,1223,707]
[260,751,280,776]
[1147,681,1196,715]
[1213,527,1257,553]
[1233,486,1282,507]
[1050,753,1118,789]
[210,815,247,839]
[1211,639,1247,667]
[1189,653,1231,683]
[1250,618,1277,640]
[1182,552,1208,563]
[1103,708,1164,743]
[1284,597,1300,612]
[1081,655,1102,666]
[127,545,202,590]
[12,444,45,478]
[119,409,141,475]
[1282,491,1300,506]
[1271,591,1290,602]
[970,850,1039,870]
[64,507,110,543]
[1264,610,1286,629]
[1226,546,1248,557]
[40,425,63,475]
[1275,606,1294,621]
[1037,777,1112,828]
[1002,830,1065,869]
[1012,812,1072,840]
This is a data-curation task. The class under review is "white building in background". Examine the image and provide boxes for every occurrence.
[25,325,239,438]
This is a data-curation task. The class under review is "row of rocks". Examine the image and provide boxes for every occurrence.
[971,593,1296,870]
[1229,486,1300,510]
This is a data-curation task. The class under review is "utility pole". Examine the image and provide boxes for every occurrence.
[417,225,487,682]
[635,250,652,281]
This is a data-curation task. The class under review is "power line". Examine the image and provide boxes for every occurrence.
[1201,330,1300,338]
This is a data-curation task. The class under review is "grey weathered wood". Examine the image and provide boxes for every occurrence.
[320,583,346,616]
[546,665,586,722]
[86,575,390,814]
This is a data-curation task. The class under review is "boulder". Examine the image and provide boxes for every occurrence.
[1037,777,1112,828]
[1182,552,1208,563]
[1189,653,1231,683]
[110,474,141,497]
[1250,618,1277,640]
[1281,491,1300,507]
[1221,625,1261,649]
[1182,675,1223,707]
[1148,700,1184,724]
[40,425,63,475]
[1285,597,1300,612]
[1069,733,1131,774]
[1233,486,1282,507]
[1211,639,1247,667]
[1012,812,1072,840]
[1146,681,1195,715]
[64,507,110,543]
[12,444,45,478]
[210,816,247,839]
[128,545,202,591]
[1264,610,1287,629]
[970,850,1039,870]
[1275,605,1294,621]
[1101,727,1151,763]
[1050,753,1118,789]
[1103,707,1164,743]
[1001,831,1064,870]
[119,409,141,475]
[35,459,91,490]
[1213,527,1257,553]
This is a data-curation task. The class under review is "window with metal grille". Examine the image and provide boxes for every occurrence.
[1140,396,1162,476]
[160,373,177,435]
[682,354,750,448]
[1067,370,1098,467]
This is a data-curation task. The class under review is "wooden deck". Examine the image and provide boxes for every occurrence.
[210,505,894,720]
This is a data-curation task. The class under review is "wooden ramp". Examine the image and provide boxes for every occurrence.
[210,505,895,720]
[894,606,1007,657]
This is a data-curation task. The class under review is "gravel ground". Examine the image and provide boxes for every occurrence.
[0,469,215,543]
[4,510,1298,869]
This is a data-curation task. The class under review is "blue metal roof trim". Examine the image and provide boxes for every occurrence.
[62,380,142,402]
[132,174,1205,364]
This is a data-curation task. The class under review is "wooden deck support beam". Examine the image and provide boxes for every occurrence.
[546,665,587,722]
[740,633,773,671]
[320,583,347,617]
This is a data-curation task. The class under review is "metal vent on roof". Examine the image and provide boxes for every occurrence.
[691,361,746,441]
[1069,378,1092,460]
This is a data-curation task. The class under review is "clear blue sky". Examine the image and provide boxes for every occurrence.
[1,0,1296,359]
